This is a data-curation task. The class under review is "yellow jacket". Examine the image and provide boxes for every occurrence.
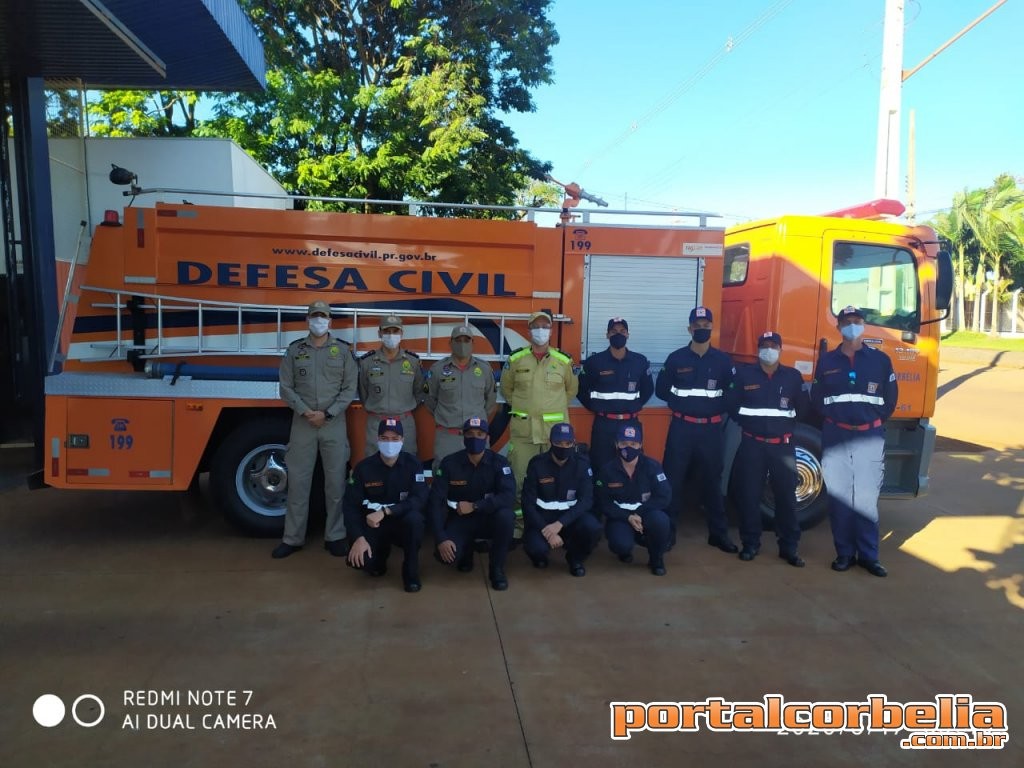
[501,346,578,444]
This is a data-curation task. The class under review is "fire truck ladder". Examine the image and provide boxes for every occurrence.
[76,287,570,364]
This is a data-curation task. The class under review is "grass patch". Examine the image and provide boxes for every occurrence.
[941,330,1024,351]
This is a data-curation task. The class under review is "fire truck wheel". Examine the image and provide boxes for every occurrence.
[211,420,291,537]
[759,424,828,531]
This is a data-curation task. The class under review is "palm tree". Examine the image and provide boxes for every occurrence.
[962,177,1023,334]
[931,192,972,330]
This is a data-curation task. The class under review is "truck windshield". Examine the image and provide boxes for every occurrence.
[832,242,920,331]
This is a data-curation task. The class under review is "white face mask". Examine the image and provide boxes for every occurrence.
[758,348,780,365]
[381,333,402,350]
[308,317,330,337]
[530,327,551,346]
[840,323,864,341]
[378,440,403,459]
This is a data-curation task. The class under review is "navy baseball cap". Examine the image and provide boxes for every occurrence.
[689,306,713,324]
[607,317,629,331]
[550,422,575,443]
[758,331,783,348]
[837,305,865,321]
[378,418,404,437]
[463,416,489,432]
[616,423,643,443]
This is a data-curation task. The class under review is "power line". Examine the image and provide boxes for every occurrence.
[575,0,796,177]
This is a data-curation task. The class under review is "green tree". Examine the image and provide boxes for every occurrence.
[930,191,973,331]
[202,0,557,212]
[961,175,1023,334]
[87,90,204,137]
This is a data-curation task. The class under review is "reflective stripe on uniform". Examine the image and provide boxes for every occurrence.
[536,498,577,511]
[669,386,723,398]
[614,501,642,511]
[589,391,641,401]
[737,406,796,418]
[542,412,565,422]
[510,410,529,418]
[822,393,885,406]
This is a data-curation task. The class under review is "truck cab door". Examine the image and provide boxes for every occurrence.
[820,229,928,421]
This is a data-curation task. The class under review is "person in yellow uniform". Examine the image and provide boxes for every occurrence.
[501,310,578,503]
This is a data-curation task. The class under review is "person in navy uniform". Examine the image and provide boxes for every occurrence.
[810,306,898,577]
[521,423,602,577]
[577,317,654,471]
[343,418,428,592]
[728,331,809,566]
[655,306,737,554]
[595,422,672,576]
[430,416,517,591]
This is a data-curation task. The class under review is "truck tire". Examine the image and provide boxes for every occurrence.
[760,424,828,531]
[210,418,292,537]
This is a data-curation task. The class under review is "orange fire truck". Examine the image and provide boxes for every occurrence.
[43,183,951,536]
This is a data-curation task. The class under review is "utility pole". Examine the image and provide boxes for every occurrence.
[874,0,904,200]
[873,0,1008,202]
[906,109,916,222]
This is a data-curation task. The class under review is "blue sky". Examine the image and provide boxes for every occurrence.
[503,0,1022,226]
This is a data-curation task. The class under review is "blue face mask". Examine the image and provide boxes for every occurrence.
[840,323,864,341]
[464,436,487,454]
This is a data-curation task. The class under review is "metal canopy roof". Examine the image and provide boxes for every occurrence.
[1,0,265,91]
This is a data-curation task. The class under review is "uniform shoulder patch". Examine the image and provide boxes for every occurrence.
[502,465,512,475]
[404,350,420,359]
[656,472,667,482]
[508,348,529,362]
[359,350,374,360]
[550,349,572,365]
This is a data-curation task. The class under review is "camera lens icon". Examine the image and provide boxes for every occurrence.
[33,694,105,728]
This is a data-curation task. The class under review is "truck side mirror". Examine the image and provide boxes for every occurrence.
[936,250,953,312]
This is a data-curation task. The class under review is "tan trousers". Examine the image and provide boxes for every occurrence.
[283,413,350,545]
[507,439,547,507]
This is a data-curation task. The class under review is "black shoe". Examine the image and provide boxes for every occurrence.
[708,535,739,554]
[456,552,475,573]
[618,553,634,564]
[739,547,759,562]
[324,538,350,557]
[367,565,387,578]
[568,561,586,578]
[271,543,302,559]
[403,579,422,593]
[489,569,508,591]
[531,557,549,569]
[649,560,666,576]
[779,552,806,568]
[831,555,857,572]
[858,559,888,578]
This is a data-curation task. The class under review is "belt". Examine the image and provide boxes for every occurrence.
[370,411,412,419]
[672,413,723,424]
[435,425,462,434]
[596,412,636,420]
[743,431,792,445]
[826,417,883,431]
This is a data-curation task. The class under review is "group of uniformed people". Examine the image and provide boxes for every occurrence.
[272,299,898,591]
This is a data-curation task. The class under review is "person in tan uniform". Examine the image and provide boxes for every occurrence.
[424,324,497,469]
[501,310,578,503]
[358,314,425,459]
[273,299,359,559]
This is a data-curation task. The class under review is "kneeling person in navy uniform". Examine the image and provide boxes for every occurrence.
[430,416,517,591]
[729,332,808,567]
[522,423,602,577]
[596,423,672,576]
[344,418,428,592]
